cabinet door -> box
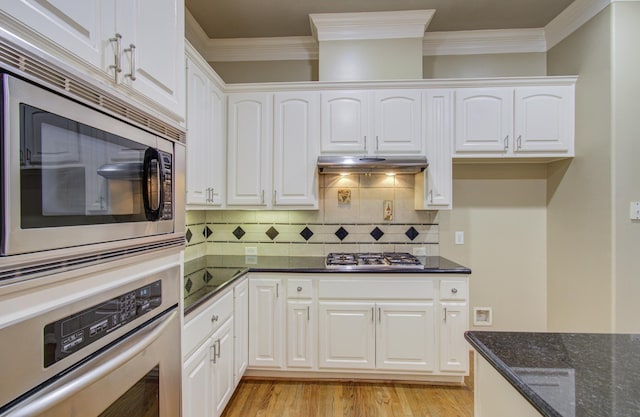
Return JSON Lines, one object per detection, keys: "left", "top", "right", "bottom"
{"left": 183, "top": 337, "right": 214, "bottom": 417}
{"left": 185, "top": 56, "right": 213, "bottom": 206}
{"left": 417, "top": 90, "right": 453, "bottom": 209}
{"left": 212, "top": 319, "right": 235, "bottom": 417}
{"left": 373, "top": 90, "right": 422, "bottom": 154}
{"left": 321, "top": 91, "right": 368, "bottom": 153}
{"left": 0, "top": 0, "right": 115, "bottom": 73}
{"left": 273, "top": 92, "right": 319, "bottom": 207}
{"left": 287, "top": 300, "right": 315, "bottom": 369}
{"left": 116, "top": 0, "right": 185, "bottom": 120}
{"left": 233, "top": 279, "right": 249, "bottom": 385}
{"left": 376, "top": 302, "right": 436, "bottom": 372}
{"left": 248, "top": 278, "right": 284, "bottom": 368}
{"left": 227, "top": 93, "right": 272, "bottom": 206}
{"left": 514, "top": 86, "right": 574, "bottom": 155}
{"left": 440, "top": 302, "right": 469, "bottom": 373}
{"left": 318, "top": 301, "right": 375, "bottom": 370}
{"left": 454, "top": 88, "right": 513, "bottom": 154}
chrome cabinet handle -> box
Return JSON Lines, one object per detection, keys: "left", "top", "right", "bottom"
{"left": 211, "top": 314, "right": 219, "bottom": 323}
{"left": 297, "top": 286, "right": 302, "bottom": 292}
{"left": 503, "top": 135, "right": 509, "bottom": 150}
{"left": 376, "top": 136, "right": 379, "bottom": 152}
{"left": 216, "top": 339, "right": 221, "bottom": 359}
{"left": 443, "top": 308, "right": 447, "bottom": 323}
{"left": 261, "top": 190, "right": 265, "bottom": 204}
{"left": 124, "top": 44, "right": 137, "bottom": 81}
{"left": 307, "top": 306, "right": 310, "bottom": 321}
{"left": 109, "top": 33, "right": 122, "bottom": 82}
{"left": 273, "top": 190, "right": 277, "bottom": 205}
{"left": 211, "top": 343, "right": 217, "bottom": 363}
{"left": 371, "top": 307, "right": 374, "bottom": 323}
{"left": 429, "top": 190, "right": 433, "bottom": 203}
{"left": 364, "top": 136, "right": 367, "bottom": 153}
{"left": 378, "top": 307, "right": 381, "bottom": 323}
{"left": 276, "top": 283, "right": 279, "bottom": 298}
{"left": 451, "top": 288, "right": 458, "bottom": 294}
{"left": 517, "top": 135, "right": 522, "bottom": 149}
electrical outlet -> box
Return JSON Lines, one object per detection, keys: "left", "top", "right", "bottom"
{"left": 245, "top": 247, "right": 257, "bottom": 256}
{"left": 631, "top": 202, "right": 640, "bottom": 220}
{"left": 474, "top": 307, "right": 493, "bottom": 326}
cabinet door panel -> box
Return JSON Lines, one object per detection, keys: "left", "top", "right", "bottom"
{"left": 0, "top": 0, "right": 113, "bottom": 71}
{"left": 116, "top": 0, "right": 184, "bottom": 117}
{"left": 318, "top": 302, "right": 375, "bottom": 369}
{"left": 248, "top": 278, "right": 283, "bottom": 368}
{"left": 321, "top": 92, "right": 368, "bottom": 153}
{"left": 515, "top": 86, "right": 573, "bottom": 154}
{"left": 374, "top": 90, "right": 422, "bottom": 153}
{"left": 377, "top": 302, "right": 436, "bottom": 371}
{"left": 212, "top": 319, "right": 235, "bottom": 416}
{"left": 234, "top": 279, "right": 249, "bottom": 385}
{"left": 227, "top": 94, "right": 271, "bottom": 206}
{"left": 183, "top": 338, "right": 213, "bottom": 417}
{"left": 273, "top": 92, "right": 319, "bottom": 207}
{"left": 287, "top": 300, "right": 315, "bottom": 368}
{"left": 440, "top": 302, "right": 468, "bottom": 372}
{"left": 455, "top": 88, "right": 512, "bottom": 153}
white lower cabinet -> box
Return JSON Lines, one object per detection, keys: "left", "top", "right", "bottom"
{"left": 248, "top": 277, "right": 284, "bottom": 368}
{"left": 440, "top": 302, "right": 469, "bottom": 372}
{"left": 318, "top": 302, "right": 375, "bottom": 369}
{"left": 182, "top": 277, "right": 248, "bottom": 417}
{"left": 287, "top": 300, "right": 316, "bottom": 368}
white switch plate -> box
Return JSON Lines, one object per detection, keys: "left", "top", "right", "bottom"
{"left": 631, "top": 202, "right": 640, "bottom": 220}
{"left": 455, "top": 231, "right": 464, "bottom": 245}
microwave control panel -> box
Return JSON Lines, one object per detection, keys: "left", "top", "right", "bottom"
{"left": 43, "top": 280, "right": 162, "bottom": 367}
{"left": 159, "top": 150, "right": 173, "bottom": 221}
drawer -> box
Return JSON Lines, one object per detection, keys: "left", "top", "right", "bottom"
{"left": 318, "top": 278, "right": 434, "bottom": 300}
{"left": 287, "top": 279, "right": 313, "bottom": 299}
{"left": 440, "top": 280, "right": 467, "bottom": 301}
{"left": 183, "top": 289, "right": 233, "bottom": 357}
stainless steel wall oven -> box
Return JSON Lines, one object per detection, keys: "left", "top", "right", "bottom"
{"left": 0, "top": 251, "right": 182, "bottom": 417}
{"left": 1, "top": 72, "right": 184, "bottom": 257}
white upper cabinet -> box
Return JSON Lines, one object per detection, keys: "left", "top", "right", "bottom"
{"left": 226, "top": 93, "right": 272, "bottom": 206}
{"left": 373, "top": 90, "right": 423, "bottom": 154}
{"left": 227, "top": 91, "right": 319, "bottom": 209}
{"left": 454, "top": 85, "right": 574, "bottom": 158}
{"left": 321, "top": 90, "right": 423, "bottom": 154}
{"left": 185, "top": 47, "right": 225, "bottom": 208}
{"left": 416, "top": 89, "right": 453, "bottom": 210}
{"left": 0, "top": 0, "right": 185, "bottom": 123}
{"left": 115, "top": 0, "right": 185, "bottom": 120}
{"left": 321, "top": 91, "right": 368, "bottom": 153}
{"left": 273, "top": 92, "right": 320, "bottom": 208}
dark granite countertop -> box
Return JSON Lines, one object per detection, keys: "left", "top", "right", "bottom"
{"left": 465, "top": 331, "right": 640, "bottom": 417}
{"left": 184, "top": 255, "right": 470, "bottom": 315}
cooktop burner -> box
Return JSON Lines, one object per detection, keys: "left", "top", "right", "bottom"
{"left": 326, "top": 252, "right": 423, "bottom": 269}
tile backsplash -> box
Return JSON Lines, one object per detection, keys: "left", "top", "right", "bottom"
{"left": 185, "top": 174, "right": 438, "bottom": 260}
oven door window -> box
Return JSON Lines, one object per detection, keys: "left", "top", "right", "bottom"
{"left": 98, "top": 365, "right": 159, "bottom": 417}
{"left": 20, "top": 104, "right": 152, "bottom": 228}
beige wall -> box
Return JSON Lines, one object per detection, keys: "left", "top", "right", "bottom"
{"left": 611, "top": 1, "right": 640, "bottom": 333}
{"left": 438, "top": 164, "right": 548, "bottom": 331}
{"left": 318, "top": 38, "right": 423, "bottom": 81}
{"left": 546, "top": 8, "right": 613, "bottom": 332}
{"left": 423, "top": 53, "right": 547, "bottom": 78}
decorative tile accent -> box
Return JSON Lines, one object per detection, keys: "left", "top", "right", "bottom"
{"left": 405, "top": 226, "right": 420, "bottom": 241}
{"left": 370, "top": 227, "right": 384, "bottom": 241}
{"left": 185, "top": 228, "right": 193, "bottom": 243}
{"left": 266, "top": 226, "right": 280, "bottom": 240}
{"left": 185, "top": 278, "right": 193, "bottom": 293}
{"left": 203, "top": 226, "right": 213, "bottom": 239}
{"left": 232, "top": 226, "right": 246, "bottom": 240}
{"left": 335, "top": 227, "right": 349, "bottom": 241}
{"left": 203, "top": 270, "right": 213, "bottom": 284}
{"left": 300, "top": 227, "right": 314, "bottom": 241}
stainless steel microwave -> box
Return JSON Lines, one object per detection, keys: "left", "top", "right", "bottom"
{"left": 1, "top": 73, "right": 184, "bottom": 256}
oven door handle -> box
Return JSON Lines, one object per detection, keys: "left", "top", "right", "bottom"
{"left": 5, "top": 310, "right": 177, "bottom": 417}
{"left": 142, "top": 147, "right": 164, "bottom": 221}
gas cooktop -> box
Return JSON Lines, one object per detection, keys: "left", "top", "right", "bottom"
{"left": 325, "top": 252, "right": 423, "bottom": 270}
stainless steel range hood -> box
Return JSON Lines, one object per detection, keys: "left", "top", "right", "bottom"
{"left": 317, "top": 155, "right": 428, "bottom": 174}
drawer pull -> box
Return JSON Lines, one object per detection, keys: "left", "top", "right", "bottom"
{"left": 297, "top": 286, "right": 303, "bottom": 292}
{"left": 211, "top": 314, "right": 219, "bottom": 323}
{"left": 451, "top": 288, "right": 458, "bottom": 294}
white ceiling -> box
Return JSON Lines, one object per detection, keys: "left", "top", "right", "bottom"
{"left": 186, "top": 0, "right": 576, "bottom": 39}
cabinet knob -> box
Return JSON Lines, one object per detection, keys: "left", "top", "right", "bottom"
{"left": 211, "top": 314, "right": 219, "bottom": 322}
{"left": 297, "top": 286, "right": 302, "bottom": 292}
{"left": 451, "top": 288, "right": 458, "bottom": 294}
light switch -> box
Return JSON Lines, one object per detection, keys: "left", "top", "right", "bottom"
{"left": 631, "top": 202, "right": 640, "bottom": 220}
{"left": 455, "top": 231, "right": 464, "bottom": 245}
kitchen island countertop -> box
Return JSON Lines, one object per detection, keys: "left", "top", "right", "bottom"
{"left": 465, "top": 330, "right": 640, "bottom": 417}
{"left": 184, "top": 255, "right": 470, "bottom": 315}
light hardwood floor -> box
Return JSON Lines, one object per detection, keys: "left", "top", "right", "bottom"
{"left": 221, "top": 363, "right": 474, "bottom": 417}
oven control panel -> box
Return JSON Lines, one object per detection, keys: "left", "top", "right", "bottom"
{"left": 43, "top": 280, "right": 162, "bottom": 367}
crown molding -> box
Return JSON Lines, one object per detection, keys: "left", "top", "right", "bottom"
{"left": 309, "top": 10, "right": 435, "bottom": 41}
{"left": 423, "top": 29, "right": 546, "bottom": 56}
{"left": 202, "top": 36, "right": 318, "bottom": 62}
{"left": 545, "top": 0, "right": 611, "bottom": 49}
